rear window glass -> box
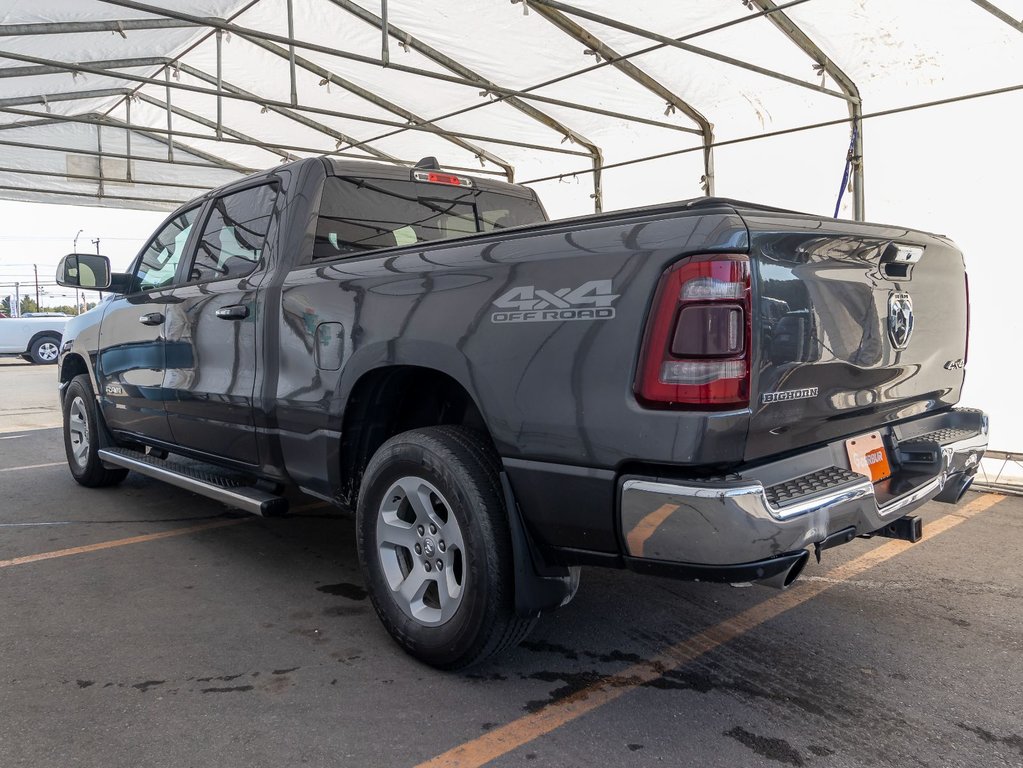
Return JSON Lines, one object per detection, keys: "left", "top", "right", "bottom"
{"left": 189, "top": 184, "right": 277, "bottom": 282}
{"left": 312, "top": 176, "right": 545, "bottom": 260}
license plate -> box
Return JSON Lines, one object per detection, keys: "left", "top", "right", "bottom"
{"left": 845, "top": 431, "right": 892, "bottom": 482}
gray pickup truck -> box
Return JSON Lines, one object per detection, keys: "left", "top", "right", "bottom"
{"left": 54, "top": 156, "right": 987, "bottom": 668}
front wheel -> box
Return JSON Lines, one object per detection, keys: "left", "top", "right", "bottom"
{"left": 63, "top": 374, "right": 128, "bottom": 487}
{"left": 29, "top": 335, "right": 60, "bottom": 365}
{"left": 356, "top": 426, "right": 535, "bottom": 669}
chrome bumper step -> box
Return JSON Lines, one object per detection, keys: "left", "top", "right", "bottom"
{"left": 764, "top": 466, "right": 864, "bottom": 509}
{"left": 98, "top": 448, "right": 289, "bottom": 517}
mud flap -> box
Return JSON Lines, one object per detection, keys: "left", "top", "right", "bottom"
{"left": 500, "top": 472, "right": 581, "bottom": 617}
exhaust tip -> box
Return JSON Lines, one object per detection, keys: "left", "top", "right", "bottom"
{"left": 757, "top": 549, "right": 810, "bottom": 590}
{"left": 783, "top": 549, "right": 810, "bottom": 587}
{"left": 956, "top": 476, "right": 974, "bottom": 503}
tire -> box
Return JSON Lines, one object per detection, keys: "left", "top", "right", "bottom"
{"left": 356, "top": 426, "right": 535, "bottom": 669}
{"left": 63, "top": 374, "right": 129, "bottom": 488}
{"left": 29, "top": 335, "right": 60, "bottom": 365}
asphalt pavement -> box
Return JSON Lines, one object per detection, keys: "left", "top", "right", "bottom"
{"left": 0, "top": 362, "right": 1020, "bottom": 768}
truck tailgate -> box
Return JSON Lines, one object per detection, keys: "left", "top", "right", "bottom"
{"left": 742, "top": 211, "right": 968, "bottom": 462}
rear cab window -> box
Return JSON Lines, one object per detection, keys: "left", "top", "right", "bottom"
{"left": 188, "top": 183, "right": 278, "bottom": 282}
{"left": 312, "top": 175, "right": 546, "bottom": 260}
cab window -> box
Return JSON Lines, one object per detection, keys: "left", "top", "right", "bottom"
{"left": 132, "top": 207, "right": 200, "bottom": 292}
{"left": 188, "top": 184, "right": 277, "bottom": 282}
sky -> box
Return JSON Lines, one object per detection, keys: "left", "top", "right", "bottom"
{"left": 0, "top": 201, "right": 163, "bottom": 309}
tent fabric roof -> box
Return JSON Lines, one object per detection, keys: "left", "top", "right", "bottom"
{"left": 0, "top": 0, "right": 1019, "bottom": 214}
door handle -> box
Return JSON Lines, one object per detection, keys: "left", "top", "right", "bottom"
{"left": 138, "top": 312, "right": 164, "bottom": 326}
{"left": 215, "top": 304, "right": 249, "bottom": 320}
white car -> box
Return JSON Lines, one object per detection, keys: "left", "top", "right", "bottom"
{"left": 0, "top": 315, "right": 68, "bottom": 364}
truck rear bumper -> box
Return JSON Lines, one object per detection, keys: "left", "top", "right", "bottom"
{"left": 619, "top": 408, "right": 988, "bottom": 579}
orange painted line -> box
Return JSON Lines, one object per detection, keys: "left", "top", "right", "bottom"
{"left": 0, "top": 499, "right": 329, "bottom": 568}
{"left": 0, "top": 517, "right": 251, "bottom": 569}
{"left": 417, "top": 493, "right": 1004, "bottom": 768}
{"left": 624, "top": 503, "right": 678, "bottom": 557}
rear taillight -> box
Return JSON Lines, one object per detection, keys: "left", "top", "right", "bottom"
{"left": 635, "top": 254, "right": 751, "bottom": 408}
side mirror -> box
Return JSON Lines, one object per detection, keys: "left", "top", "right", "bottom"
{"left": 56, "top": 253, "right": 112, "bottom": 290}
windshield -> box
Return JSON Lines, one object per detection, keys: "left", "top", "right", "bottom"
{"left": 312, "top": 176, "right": 546, "bottom": 260}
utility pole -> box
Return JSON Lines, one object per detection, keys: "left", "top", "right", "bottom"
{"left": 33, "top": 264, "right": 39, "bottom": 310}
{"left": 92, "top": 238, "right": 102, "bottom": 303}
{"left": 73, "top": 229, "right": 83, "bottom": 316}
{"left": 13, "top": 282, "right": 20, "bottom": 318}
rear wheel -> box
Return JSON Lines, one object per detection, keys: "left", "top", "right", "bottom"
{"left": 356, "top": 426, "right": 535, "bottom": 669}
{"left": 63, "top": 374, "right": 128, "bottom": 487}
{"left": 29, "top": 335, "right": 60, "bottom": 365}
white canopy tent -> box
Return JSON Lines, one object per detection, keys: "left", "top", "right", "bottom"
{"left": 0, "top": 0, "right": 1020, "bottom": 484}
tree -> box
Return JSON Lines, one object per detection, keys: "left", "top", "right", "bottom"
{"left": 0, "top": 296, "right": 10, "bottom": 316}
{"left": 19, "top": 296, "right": 38, "bottom": 315}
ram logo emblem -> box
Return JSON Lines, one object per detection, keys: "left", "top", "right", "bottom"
{"left": 888, "top": 291, "right": 914, "bottom": 350}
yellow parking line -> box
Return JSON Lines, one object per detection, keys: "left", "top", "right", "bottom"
{"left": 417, "top": 493, "right": 1004, "bottom": 768}
{"left": 0, "top": 518, "right": 252, "bottom": 569}
{"left": 0, "top": 500, "right": 331, "bottom": 569}
{"left": 624, "top": 503, "right": 677, "bottom": 557}
{"left": 0, "top": 462, "right": 65, "bottom": 473}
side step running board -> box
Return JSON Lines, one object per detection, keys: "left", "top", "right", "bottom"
{"left": 98, "top": 448, "right": 289, "bottom": 517}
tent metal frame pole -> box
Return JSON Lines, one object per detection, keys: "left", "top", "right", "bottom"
{"left": 216, "top": 29, "right": 223, "bottom": 140}
{"left": 0, "top": 130, "right": 487, "bottom": 175}
{"left": 749, "top": 0, "right": 864, "bottom": 219}
{"left": 0, "top": 87, "right": 304, "bottom": 163}
{"left": 125, "top": 95, "right": 132, "bottom": 181}
{"left": 0, "top": 19, "right": 193, "bottom": 35}
{"left": 175, "top": 62, "right": 402, "bottom": 164}
{"left": 0, "top": 106, "right": 347, "bottom": 161}
{"left": 0, "top": 164, "right": 216, "bottom": 190}
{"left": 96, "top": 124, "right": 104, "bottom": 198}
{"left": 0, "top": 88, "right": 129, "bottom": 108}
{"left": 164, "top": 65, "right": 173, "bottom": 162}
{"left": 529, "top": 4, "right": 715, "bottom": 196}
{"left": 0, "top": 56, "right": 169, "bottom": 79}
{"left": 969, "top": 0, "right": 1023, "bottom": 33}
{"left": 285, "top": 0, "right": 298, "bottom": 106}
{"left": 68, "top": 111, "right": 250, "bottom": 173}
{"left": 0, "top": 49, "right": 592, "bottom": 158}
{"left": 0, "top": 57, "right": 365, "bottom": 162}
{"left": 380, "top": 0, "right": 389, "bottom": 67}
{"left": 528, "top": 0, "right": 852, "bottom": 102}
{"left": 519, "top": 80, "right": 1023, "bottom": 185}
{"left": 238, "top": 34, "right": 516, "bottom": 180}
{"left": 0, "top": 104, "right": 508, "bottom": 177}
{"left": 134, "top": 93, "right": 298, "bottom": 162}
{"left": 332, "top": 0, "right": 814, "bottom": 175}
{"left": 0, "top": 136, "right": 253, "bottom": 172}
{"left": 96, "top": 0, "right": 695, "bottom": 137}
{"left": 0, "top": 183, "right": 189, "bottom": 206}
{"left": 93, "top": 0, "right": 264, "bottom": 172}
{"left": 328, "top": 0, "right": 604, "bottom": 209}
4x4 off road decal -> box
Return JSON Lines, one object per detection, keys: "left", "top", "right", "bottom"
{"left": 491, "top": 280, "right": 619, "bottom": 324}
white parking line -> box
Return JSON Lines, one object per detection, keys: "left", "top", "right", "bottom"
{"left": 0, "top": 462, "right": 65, "bottom": 473}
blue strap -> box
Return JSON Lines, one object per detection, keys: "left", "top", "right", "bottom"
{"left": 833, "top": 124, "right": 858, "bottom": 218}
